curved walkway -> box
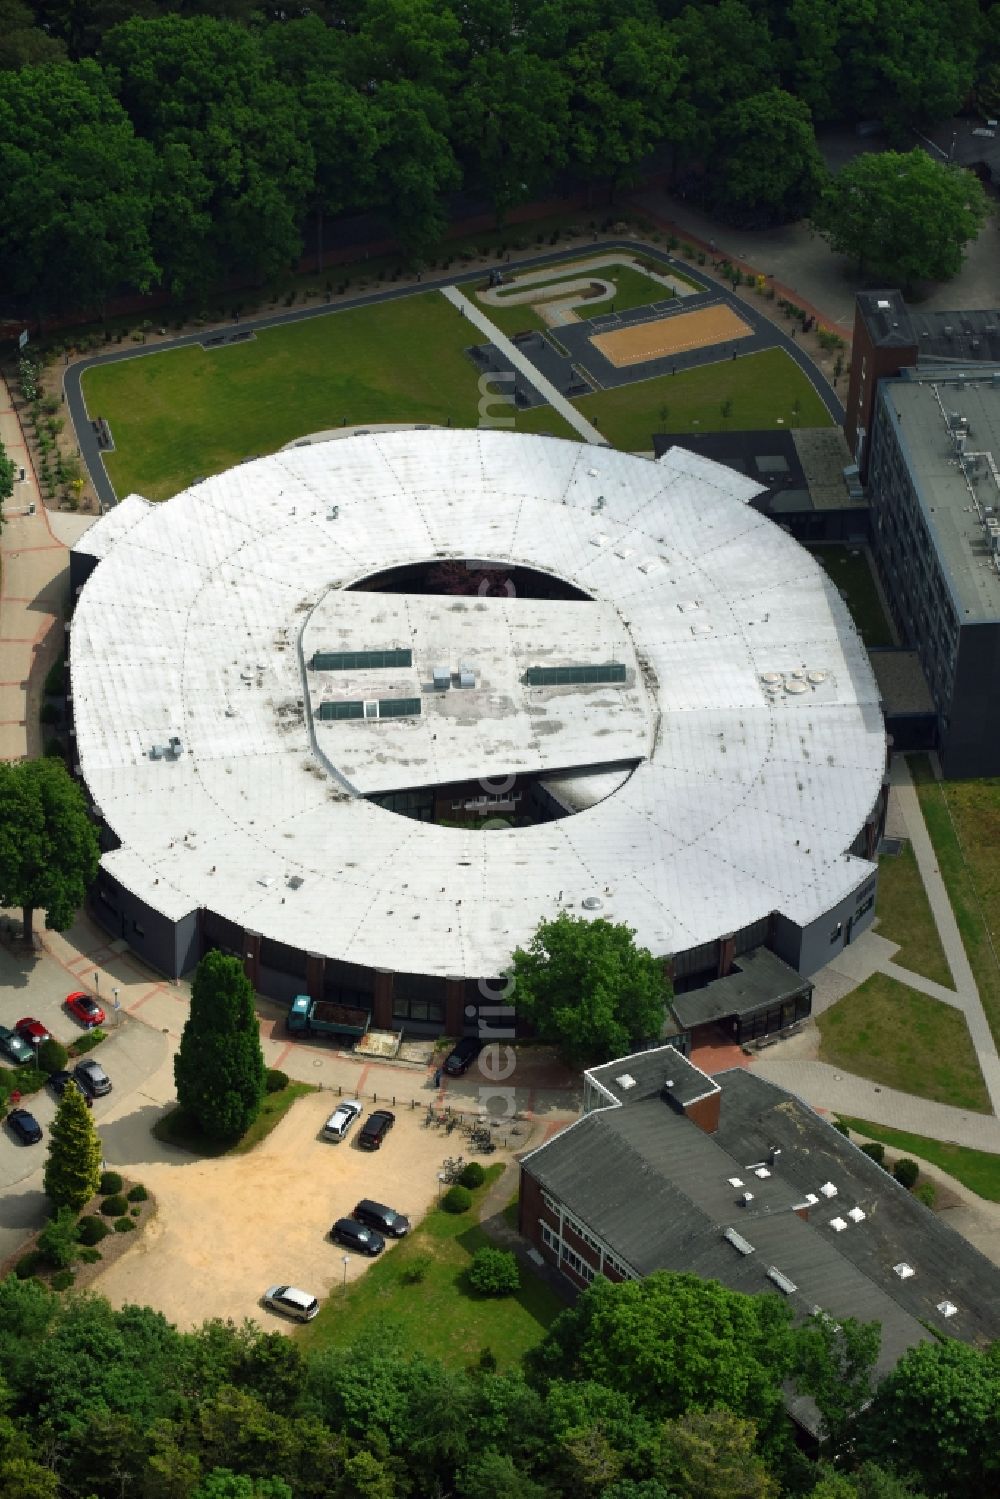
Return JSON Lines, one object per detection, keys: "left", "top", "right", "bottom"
{"left": 62, "top": 238, "right": 844, "bottom": 510}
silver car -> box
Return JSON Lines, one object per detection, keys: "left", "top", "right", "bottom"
{"left": 322, "top": 1099, "right": 362, "bottom": 1142}
{"left": 262, "top": 1285, "right": 319, "bottom": 1322}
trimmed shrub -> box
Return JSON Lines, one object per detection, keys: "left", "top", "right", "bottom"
{"left": 468, "top": 1247, "right": 521, "bottom": 1296}
{"left": 50, "top": 1270, "right": 75, "bottom": 1292}
{"left": 77, "top": 1215, "right": 110, "bottom": 1245}
{"left": 399, "top": 1252, "right": 432, "bottom": 1285}
{"left": 459, "top": 1161, "right": 486, "bottom": 1190}
{"left": 99, "top": 1170, "right": 123, "bottom": 1195}
{"left": 37, "top": 1207, "right": 80, "bottom": 1269}
{"left": 265, "top": 1068, "right": 288, "bottom": 1094}
{"left": 114, "top": 1217, "right": 137, "bottom": 1233}
{"left": 100, "top": 1194, "right": 128, "bottom": 1217}
{"left": 78, "top": 1246, "right": 102, "bottom": 1263}
{"left": 441, "top": 1185, "right": 473, "bottom": 1215}
{"left": 37, "top": 1038, "right": 68, "bottom": 1075}
{"left": 130, "top": 1207, "right": 141, "bottom": 1217}
{"left": 893, "top": 1158, "right": 920, "bottom": 1190}
{"left": 72, "top": 1028, "right": 106, "bottom": 1056}
{"left": 15, "top": 1250, "right": 44, "bottom": 1280}
{"left": 914, "top": 1181, "right": 937, "bottom": 1208}
{"left": 860, "top": 1142, "right": 886, "bottom": 1167}
{"left": 127, "top": 1183, "right": 148, "bottom": 1202}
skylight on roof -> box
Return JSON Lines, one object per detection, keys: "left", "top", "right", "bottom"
{"left": 754, "top": 1166, "right": 771, "bottom": 1179}
{"left": 614, "top": 1073, "right": 636, "bottom": 1090}
{"left": 767, "top": 1266, "right": 798, "bottom": 1294}
{"left": 819, "top": 1182, "right": 838, "bottom": 1198}
{"left": 893, "top": 1263, "right": 915, "bottom": 1279}
{"left": 723, "top": 1228, "right": 755, "bottom": 1256}
{"left": 829, "top": 1217, "right": 847, "bottom": 1232}
{"left": 847, "top": 1207, "right": 866, "bottom": 1223}
{"left": 937, "top": 1301, "right": 958, "bottom": 1318}
{"left": 728, "top": 1177, "right": 744, "bottom": 1188}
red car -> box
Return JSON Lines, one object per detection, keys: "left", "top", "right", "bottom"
{"left": 15, "top": 1017, "right": 51, "bottom": 1048}
{"left": 65, "top": 992, "right": 105, "bottom": 1028}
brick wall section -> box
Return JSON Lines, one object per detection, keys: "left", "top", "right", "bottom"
{"left": 684, "top": 1090, "right": 721, "bottom": 1135}
{"left": 844, "top": 306, "right": 917, "bottom": 479}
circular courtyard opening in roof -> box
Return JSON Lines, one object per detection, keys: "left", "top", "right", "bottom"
{"left": 347, "top": 559, "right": 593, "bottom": 601}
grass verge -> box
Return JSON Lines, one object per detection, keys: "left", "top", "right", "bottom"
{"left": 874, "top": 844, "right": 953, "bottom": 987}
{"left": 574, "top": 347, "right": 832, "bottom": 452}
{"left": 816, "top": 971, "right": 990, "bottom": 1113}
{"left": 806, "top": 544, "right": 894, "bottom": 648}
{"left": 300, "top": 1164, "right": 563, "bottom": 1368}
{"left": 910, "top": 755, "right": 1000, "bottom": 1049}
{"left": 152, "top": 1081, "right": 314, "bottom": 1157}
{"left": 83, "top": 292, "right": 572, "bottom": 500}
{"left": 838, "top": 1116, "right": 1000, "bottom": 1202}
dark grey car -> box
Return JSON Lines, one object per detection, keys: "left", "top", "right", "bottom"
{"left": 330, "top": 1217, "right": 385, "bottom": 1256}
{"left": 74, "top": 1058, "right": 112, "bottom": 1097}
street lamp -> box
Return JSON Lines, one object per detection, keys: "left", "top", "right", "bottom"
{"left": 342, "top": 1254, "right": 351, "bottom": 1286}
{"left": 112, "top": 987, "right": 120, "bottom": 1027}
{"left": 94, "top": 971, "right": 100, "bottom": 998}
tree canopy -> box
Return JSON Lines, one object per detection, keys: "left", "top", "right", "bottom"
{"left": 174, "top": 949, "right": 266, "bottom": 1140}
{"left": 812, "top": 149, "right": 990, "bottom": 288}
{"left": 42, "top": 1084, "right": 102, "bottom": 1212}
{"left": 0, "top": 756, "right": 100, "bottom": 943}
{"left": 508, "top": 912, "right": 669, "bottom": 1067}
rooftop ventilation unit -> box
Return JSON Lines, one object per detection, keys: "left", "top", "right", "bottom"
{"left": 739, "top": 1192, "right": 754, "bottom": 1207}
{"left": 286, "top": 875, "right": 304, "bottom": 890}
{"left": 433, "top": 666, "right": 451, "bottom": 691}
{"left": 893, "top": 1262, "right": 915, "bottom": 1279}
{"left": 582, "top": 896, "right": 603, "bottom": 910}
{"left": 767, "top": 1267, "right": 797, "bottom": 1294}
{"left": 724, "top": 1228, "right": 755, "bottom": 1256}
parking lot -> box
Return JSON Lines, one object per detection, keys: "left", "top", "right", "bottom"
{"left": 88, "top": 1089, "right": 468, "bottom": 1330}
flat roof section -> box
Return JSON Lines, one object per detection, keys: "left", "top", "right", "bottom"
{"left": 301, "top": 591, "right": 650, "bottom": 794}
{"left": 880, "top": 372, "right": 1000, "bottom": 621}
{"left": 70, "top": 431, "right": 885, "bottom": 980}
{"left": 670, "top": 947, "right": 809, "bottom": 1029}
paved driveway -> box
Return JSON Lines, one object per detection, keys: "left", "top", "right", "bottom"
{"left": 90, "top": 1091, "right": 476, "bottom": 1331}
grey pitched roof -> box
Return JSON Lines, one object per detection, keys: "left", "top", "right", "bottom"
{"left": 524, "top": 1061, "right": 1000, "bottom": 1375}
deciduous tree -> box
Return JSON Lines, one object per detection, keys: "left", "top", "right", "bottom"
{"left": 508, "top": 912, "right": 668, "bottom": 1066}
{"left": 812, "top": 149, "right": 989, "bottom": 288}
{"left": 709, "top": 88, "right": 827, "bottom": 224}
{"left": 174, "top": 951, "right": 266, "bottom": 1141}
{"left": 0, "top": 756, "right": 100, "bottom": 944}
{"left": 793, "top": 1312, "right": 881, "bottom": 1455}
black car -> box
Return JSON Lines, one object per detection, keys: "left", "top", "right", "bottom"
{"left": 443, "top": 1036, "right": 482, "bottom": 1076}
{"left": 357, "top": 1109, "right": 395, "bottom": 1150}
{"left": 330, "top": 1217, "right": 385, "bottom": 1256}
{"left": 49, "top": 1070, "right": 93, "bottom": 1106}
{"left": 73, "top": 1059, "right": 112, "bottom": 1098}
{"left": 7, "top": 1108, "right": 42, "bottom": 1145}
{"left": 353, "top": 1200, "right": 410, "bottom": 1238}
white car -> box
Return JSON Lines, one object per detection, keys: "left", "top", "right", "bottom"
{"left": 322, "top": 1099, "right": 363, "bottom": 1142}
{"left": 262, "top": 1285, "right": 319, "bottom": 1322}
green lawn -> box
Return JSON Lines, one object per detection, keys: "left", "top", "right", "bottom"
{"left": 83, "top": 292, "right": 572, "bottom": 500}
{"left": 838, "top": 1116, "right": 1000, "bottom": 1202}
{"left": 574, "top": 347, "right": 833, "bottom": 452}
{"left": 806, "top": 545, "right": 895, "bottom": 648}
{"left": 910, "top": 757, "right": 1000, "bottom": 1048}
{"left": 874, "top": 844, "right": 954, "bottom": 987}
{"left": 151, "top": 1082, "right": 315, "bottom": 1156}
{"left": 299, "top": 1166, "right": 564, "bottom": 1368}
{"left": 816, "top": 971, "right": 990, "bottom": 1112}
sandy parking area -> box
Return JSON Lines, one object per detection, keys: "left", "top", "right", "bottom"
{"left": 91, "top": 1092, "right": 453, "bottom": 1330}
{"left": 591, "top": 304, "right": 751, "bottom": 366}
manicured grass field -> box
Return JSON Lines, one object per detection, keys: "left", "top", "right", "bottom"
{"left": 838, "top": 1116, "right": 1000, "bottom": 1201}
{"left": 573, "top": 347, "right": 833, "bottom": 452}
{"left": 299, "top": 1166, "right": 564, "bottom": 1368}
{"left": 83, "top": 292, "right": 574, "bottom": 500}
{"left": 874, "top": 843, "right": 953, "bottom": 987}
{"left": 816, "top": 971, "right": 990, "bottom": 1112}
{"left": 910, "top": 756, "right": 1000, "bottom": 1048}
{"left": 806, "top": 544, "right": 895, "bottom": 648}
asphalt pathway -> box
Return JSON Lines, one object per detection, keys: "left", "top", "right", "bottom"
{"left": 62, "top": 239, "right": 843, "bottom": 509}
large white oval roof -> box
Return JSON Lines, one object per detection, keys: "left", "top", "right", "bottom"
{"left": 71, "top": 430, "right": 885, "bottom": 977}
